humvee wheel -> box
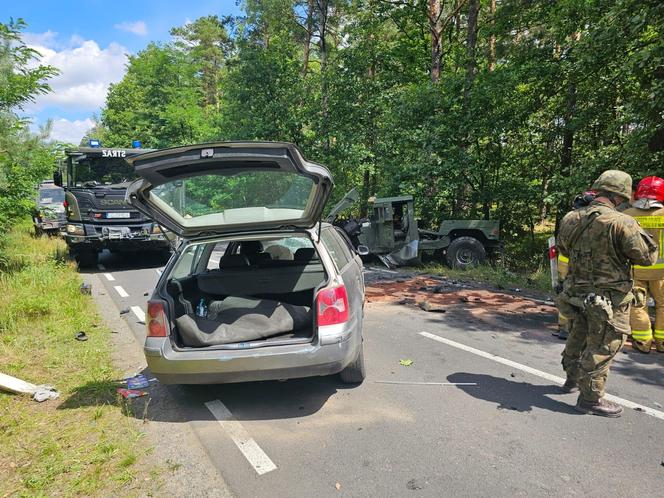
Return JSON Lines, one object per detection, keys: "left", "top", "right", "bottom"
{"left": 446, "top": 236, "right": 486, "bottom": 269}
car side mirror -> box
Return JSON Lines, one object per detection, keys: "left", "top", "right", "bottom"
{"left": 356, "top": 245, "right": 370, "bottom": 256}
{"left": 53, "top": 170, "right": 63, "bottom": 187}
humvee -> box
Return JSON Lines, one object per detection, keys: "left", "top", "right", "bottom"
{"left": 328, "top": 189, "right": 501, "bottom": 268}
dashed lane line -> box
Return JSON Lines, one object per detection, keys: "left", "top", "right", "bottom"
{"left": 205, "top": 399, "right": 278, "bottom": 475}
{"left": 419, "top": 331, "right": 664, "bottom": 421}
{"left": 104, "top": 273, "right": 115, "bottom": 281}
{"left": 131, "top": 306, "right": 145, "bottom": 323}
{"left": 113, "top": 285, "right": 129, "bottom": 298}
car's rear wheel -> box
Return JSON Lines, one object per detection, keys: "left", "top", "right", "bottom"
{"left": 446, "top": 236, "right": 486, "bottom": 269}
{"left": 340, "top": 343, "right": 366, "bottom": 384}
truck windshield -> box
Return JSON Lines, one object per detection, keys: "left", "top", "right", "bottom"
{"left": 71, "top": 157, "right": 137, "bottom": 186}
{"left": 38, "top": 188, "right": 65, "bottom": 203}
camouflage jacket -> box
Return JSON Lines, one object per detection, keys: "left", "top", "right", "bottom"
{"left": 558, "top": 199, "right": 657, "bottom": 299}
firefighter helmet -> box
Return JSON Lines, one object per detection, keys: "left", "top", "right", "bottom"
{"left": 635, "top": 176, "right": 664, "bottom": 202}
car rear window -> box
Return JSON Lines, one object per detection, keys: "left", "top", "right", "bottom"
{"left": 149, "top": 171, "right": 316, "bottom": 227}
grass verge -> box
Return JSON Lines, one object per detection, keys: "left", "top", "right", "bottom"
{"left": 416, "top": 262, "right": 553, "bottom": 296}
{"left": 0, "top": 221, "right": 161, "bottom": 497}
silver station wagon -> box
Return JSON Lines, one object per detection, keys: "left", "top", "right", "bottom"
{"left": 126, "top": 142, "right": 366, "bottom": 385}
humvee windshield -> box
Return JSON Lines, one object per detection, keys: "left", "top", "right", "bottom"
{"left": 71, "top": 157, "right": 137, "bottom": 187}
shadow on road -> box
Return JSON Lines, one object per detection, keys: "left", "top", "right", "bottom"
{"left": 612, "top": 349, "right": 664, "bottom": 389}
{"left": 447, "top": 372, "right": 581, "bottom": 415}
{"left": 76, "top": 249, "right": 169, "bottom": 275}
{"left": 58, "top": 366, "right": 352, "bottom": 424}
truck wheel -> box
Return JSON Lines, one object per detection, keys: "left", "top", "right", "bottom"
{"left": 446, "top": 236, "right": 486, "bottom": 269}
{"left": 339, "top": 343, "right": 366, "bottom": 384}
{"left": 74, "top": 251, "right": 98, "bottom": 268}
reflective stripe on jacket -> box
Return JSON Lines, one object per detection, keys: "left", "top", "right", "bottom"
{"left": 623, "top": 206, "right": 664, "bottom": 280}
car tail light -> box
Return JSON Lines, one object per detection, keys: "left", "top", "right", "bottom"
{"left": 316, "top": 285, "right": 349, "bottom": 326}
{"left": 63, "top": 200, "right": 68, "bottom": 208}
{"left": 146, "top": 300, "right": 168, "bottom": 337}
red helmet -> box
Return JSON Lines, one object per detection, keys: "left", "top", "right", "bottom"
{"left": 635, "top": 176, "right": 664, "bottom": 201}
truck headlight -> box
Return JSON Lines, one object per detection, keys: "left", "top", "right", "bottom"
{"left": 66, "top": 224, "right": 85, "bottom": 236}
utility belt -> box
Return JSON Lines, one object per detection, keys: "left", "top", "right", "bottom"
{"left": 556, "top": 288, "right": 635, "bottom": 320}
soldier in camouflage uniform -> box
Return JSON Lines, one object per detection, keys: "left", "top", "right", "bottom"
{"left": 557, "top": 170, "right": 657, "bottom": 417}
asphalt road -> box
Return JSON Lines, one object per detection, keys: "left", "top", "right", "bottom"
{"left": 86, "top": 250, "right": 664, "bottom": 497}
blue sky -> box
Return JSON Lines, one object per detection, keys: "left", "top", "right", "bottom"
{"left": 11, "top": 0, "right": 242, "bottom": 143}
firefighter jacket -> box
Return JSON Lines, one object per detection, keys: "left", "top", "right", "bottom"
{"left": 622, "top": 205, "right": 664, "bottom": 280}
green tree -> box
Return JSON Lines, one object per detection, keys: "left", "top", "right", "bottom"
{"left": 0, "top": 19, "right": 58, "bottom": 231}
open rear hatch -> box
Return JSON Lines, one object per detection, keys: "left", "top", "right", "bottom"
{"left": 125, "top": 142, "right": 333, "bottom": 239}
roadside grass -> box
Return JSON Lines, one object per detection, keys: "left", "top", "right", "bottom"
{"left": 417, "top": 262, "right": 553, "bottom": 297}
{"left": 0, "top": 221, "right": 161, "bottom": 497}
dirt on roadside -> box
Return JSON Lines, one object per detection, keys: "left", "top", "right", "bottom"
{"left": 365, "top": 272, "right": 558, "bottom": 334}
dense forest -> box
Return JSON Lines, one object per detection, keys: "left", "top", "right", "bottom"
{"left": 3, "top": 1, "right": 663, "bottom": 271}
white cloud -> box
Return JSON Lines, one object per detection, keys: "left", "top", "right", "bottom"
{"left": 22, "top": 30, "right": 59, "bottom": 48}
{"left": 114, "top": 20, "right": 147, "bottom": 36}
{"left": 24, "top": 36, "right": 128, "bottom": 114}
{"left": 49, "top": 118, "right": 96, "bottom": 144}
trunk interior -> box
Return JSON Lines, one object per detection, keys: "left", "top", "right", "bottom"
{"left": 164, "top": 237, "right": 327, "bottom": 349}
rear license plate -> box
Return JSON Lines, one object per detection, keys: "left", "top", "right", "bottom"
{"left": 106, "top": 212, "right": 130, "bottom": 219}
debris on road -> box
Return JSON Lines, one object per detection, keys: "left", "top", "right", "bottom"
{"left": 117, "top": 388, "right": 148, "bottom": 399}
{"left": 75, "top": 331, "right": 88, "bottom": 341}
{"left": 119, "top": 307, "right": 130, "bottom": 315}
{"left": 418, "top": 300, "right": 446, "bottom": 313}
{"left": 0, "top": 372, "right": 59, "bottom": 402}
{"left": 366, "top": 275, "right": 558, "bottom": 335}
{"left": 80, "top": 283, "right": 92, "bottom": 295}
{"left": 335, "top": 483, "right": 342, "bottom": 491}
{"left": 126, "top": 374, "right": 150, "bottom": 389}
{"left": 406, "top": 478, "right": 423, "bottom": 490}
{"left": 399, "top": 359, "right": 414, "bottom": 366}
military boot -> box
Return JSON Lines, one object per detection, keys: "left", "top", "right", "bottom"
{"left": 557, "top": 328, "right": 569, "bottom": 340}
{"left": 560, "top": 378, "right": 579, "bottom": 393}
{"left": 575, "top": 397, "right": 623, "bottom": 418}
{"left": 655, "top": 339, "right": 664, "bottom": 353}
{"left": 632, "top": 339, "right": 652, "bottom": 354}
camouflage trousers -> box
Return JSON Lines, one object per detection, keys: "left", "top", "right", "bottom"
{"left": 561, "top": 302, "right": 629, "bottom": 402}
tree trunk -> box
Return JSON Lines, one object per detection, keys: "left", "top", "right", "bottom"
{"left": 318, "top": 0, "right": 331, "bottom": 150}
{"left": 463, "top": 0, "right": 480, "bottom": 112}
{"left": 429, "top": 0, "right": 443, "bottom": 83}
{"left": 302, "top": 0, "right": 314, "bottom": 76}
{"left": 488, "top": 0, "right": 496, "bottom": 71}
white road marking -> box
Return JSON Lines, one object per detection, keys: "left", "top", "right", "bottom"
{"left": 104, "top": 273, "right": 115, "bottom": 281}
{"left": 419, "top": 331, "right": 664, "bottom": 421}
{"left": 205, "top": 399, "right": 277, "bottom": 475}
{"left": 113, "top": 285, "right": 129, "bottom": 298}
{"left": 97, "top": 263, "right": 106, "bottom": 271}
{"left": 131, "top": 306, "right": 145, "bottom": 323}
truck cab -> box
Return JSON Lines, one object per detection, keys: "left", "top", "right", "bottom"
{"left": 55, "top": 147, "right": 173, "bottom": 266}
